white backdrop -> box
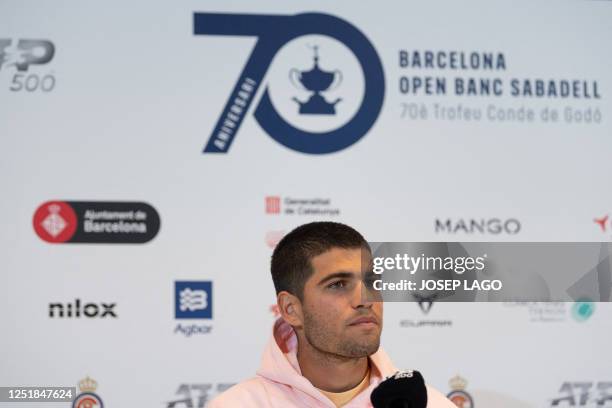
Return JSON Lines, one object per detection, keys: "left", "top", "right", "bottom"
{"left": 1, "top": 1, "right": 611, "bottom": 407}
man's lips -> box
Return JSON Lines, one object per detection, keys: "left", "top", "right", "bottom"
{"left": 348, "top": 316, "right": 379, "bottom": 326}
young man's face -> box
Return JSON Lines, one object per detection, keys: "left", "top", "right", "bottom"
{"left": 299, "top": 247, "right": 382, "bottom": 359}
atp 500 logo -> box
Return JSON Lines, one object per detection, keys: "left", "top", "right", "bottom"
{"left": 194, "top": 12, "right": 384, "bottom": 154}
{"left": 0, "top": 39, "right": 56, "bottom": 92}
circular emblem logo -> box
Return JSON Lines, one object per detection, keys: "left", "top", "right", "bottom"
{"left": 33, "top": 200, "right": 77, "bottom": 243}
{"left": 254, "top": 13, "right": 384, "bottom": 154}
{"left": 72, "top": 392, "right": 104, "bottom": 408}
{"left": 448, "top": 391, "right": 474, "bottom": 408}
{"left": 572, "top": 299, "right": 595, "bottom": 322}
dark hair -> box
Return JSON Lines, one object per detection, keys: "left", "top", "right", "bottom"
{"left": 271, "top": 221, "right": 369, "bottom": 300}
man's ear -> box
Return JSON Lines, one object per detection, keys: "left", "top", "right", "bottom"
{"left": 277, "top": 291, "right": 303, "bottom": 327}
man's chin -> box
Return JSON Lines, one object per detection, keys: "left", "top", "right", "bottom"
{"left": 340, "top": 338, "right": 380, "bottom": 358}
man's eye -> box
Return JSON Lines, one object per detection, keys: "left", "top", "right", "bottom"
{"left": 328, "top": 280, "right": 346, "bottom": 289}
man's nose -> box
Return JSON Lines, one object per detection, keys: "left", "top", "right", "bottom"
{"left": 350, "top": 280, "right": 373, "bottom": 309}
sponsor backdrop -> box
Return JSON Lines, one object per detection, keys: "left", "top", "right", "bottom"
{"left": 1, "top": 0, "right": 611, "bottom": 407}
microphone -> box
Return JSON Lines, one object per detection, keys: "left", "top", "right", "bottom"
{"left": 370, "top": 370, "right": 428, "bottom": 408}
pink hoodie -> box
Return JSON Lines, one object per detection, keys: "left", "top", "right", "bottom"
{"left": 208, "top": 318, "right": 455, "bottom": 407}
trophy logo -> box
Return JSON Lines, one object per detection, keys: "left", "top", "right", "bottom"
{"left": 290, "top": 45, "right": 342, "bottom": 115}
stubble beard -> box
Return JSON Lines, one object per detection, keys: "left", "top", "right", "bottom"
{"left": 302, "top": 309, "right": 381, "bottom": 360}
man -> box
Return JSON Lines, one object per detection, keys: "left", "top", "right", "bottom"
{"left": 209, "top": 222, "right": 454, "bottom": 407}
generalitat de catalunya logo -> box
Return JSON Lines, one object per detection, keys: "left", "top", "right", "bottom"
{"left": 33, "top": 201, "right": 160, "bottom": 244}
{"left": 194, "top": 12, "right": 385, "bottom": 154}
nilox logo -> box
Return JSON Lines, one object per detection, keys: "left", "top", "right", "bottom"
{"left": 33, "top": 201, "right": 160, "bottom": 244}
{"left": 49, "top": 299, "right": 117, "bottom": 319}
{"left": 0, "top": 39, "right": 56, "bottom": 92}
{"left": 194, "top": 12, "right": 385, "bottom": 154}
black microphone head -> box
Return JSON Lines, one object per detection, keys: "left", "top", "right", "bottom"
{"left": 370, "top": 370, "right": 428, "bottom": 408}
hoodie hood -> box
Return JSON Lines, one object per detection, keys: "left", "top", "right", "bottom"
{"left": 208, "top": 318, "right": 456, "bottom": 408}
{"left": 256, "top": 318, "right": 398, "bottom": 407}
